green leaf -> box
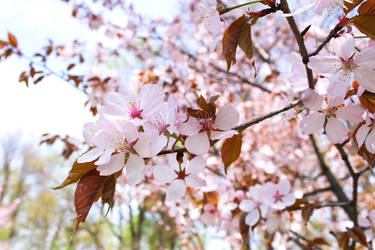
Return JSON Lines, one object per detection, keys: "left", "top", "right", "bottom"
{"left": 221, "top": 133, "right": 243, "bottom": 174}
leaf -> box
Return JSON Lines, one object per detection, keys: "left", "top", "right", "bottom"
{"left": 337, "top": 232, "right": 350, "bottom": 250}
{"left": 286, "top": 198, "right": 309, "bottom": 211}
{"left": 74, "top": 169, "right": 107, "bottom": 231}
{"left": 358, "top": 0, "right": 375, "bottom": 15}
{"left": 8, "top": 32, "right": 17, "bottom": 48}
{"left": 343, "top": 0, "right": 365, "bottom": 13}
{"left": 195, "top": 95, "right": 216, "bottom": 118}
{"left": 53, "top": 159, "right": 97, "bottom": 190}
{"left": 221, "top": 133, "right": 243, "bottom": 174}
{"left": 359, "top": 90, "right": 375, "bottom": 113}
{"left": 67, "top": 63, "right": 75, "bottom": 71}
{"left": 351, "top": 15, "right": 375, "bottom": 37}
{"left": 301, "top": 203, "right": 315, "bottom": 224}
{"left": 0, "top": 40, "right": 8, "bottom": 46}
{"left": 222, "top": 15, "right": 250, "bottom": 71}
{"left": 34, "top": 76, "right": 45, "bottom": 84}
{"left": 238, "top": 22, "right": 254, "bottom": 60}
{"left": 312, "top": 237, "right": 330, "bottom": 246}
{"left": 187, "top": 108, "right": 210, "bottom": 119}
{"left": 347, "top": 226, "right": 368, "bottom": 247}
{"left": 101, "top": 175, "right": 116, "bottom": 208}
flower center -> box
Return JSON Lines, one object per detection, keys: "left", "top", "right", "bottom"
{"left": 273, "top": 190, "right": 285, "bottom": 203}
{"left": 340, "top": 55, "right": 357, "bottom": 73}
{"left": 129, "top": 103, "right": 143, "bottom": 119}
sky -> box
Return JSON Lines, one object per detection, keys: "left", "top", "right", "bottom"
{"left": 0, "top": 0, "right": 180, "bottom": 141}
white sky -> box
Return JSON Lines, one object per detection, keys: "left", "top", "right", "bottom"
{"left": 0, "top": 0, "right": 180, "bottom": 140}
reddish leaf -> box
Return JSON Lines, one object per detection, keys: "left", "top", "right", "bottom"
{"left": 343, "top": 0, "right": 365, "bottom": 13}
{"left": 359, "top": 90, "right": 375, "bottom": 113}
{"left": 286, "top": 198, "right": 309, "bottom": 211}
{"left": 337, "top": 232, "right": 350, "bottom": 250}
{"left": 34, "top": 76, "right": 45, "bottom": 84}
{"left": 238, "top": 22, "right": 254, "bottom": 60}
{"left": 187, "top": 108, "right": 211, "bottom": 119}
{"left": 195, "top": 95, "right": 216, "bottom": 118}
{"left": 53, "top": 158, "right": 97, "bottom": 190}
{"left": 301, "top": 203, "right": 315, "bottom": 224}
{"left": 347, "top": 226, "right": 368, "bottom": 247}
{"left": 221, "top": 133, "right": 243, "bottom": 174}
{"left": 101, "top": 175, "right": 116, "bottom": 208}
{"left": 0, "top": 40, "right": 8, "bottom": 47}
{"left": 351, "top": 15, "right": 375, "bottom": 37}
{"left": 358, "top": 0, "right": 375, "bottom": 15}
{"left": 8, "top": 32, "right": 17, "bottom": 48}
{"left": 312, "top": 237, "right": 330, "bottom": 246}
{"left": 67, "top": 63, "right": 75, "bottom": 71}
{"left": 74, "top": 169, "right": 107, "bottom": 231}
{"left": 222, "top": 15, "right": 250, "bottom": 71}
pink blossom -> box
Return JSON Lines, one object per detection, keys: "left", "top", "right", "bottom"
{"left": 262, "top": 179, "right": 295, "bottom": 210}
{"left": 182, "top": 104, "right": 240, "bottom": 155}
{"left": 153, "top": 153, "right": 206, "bottom": 201}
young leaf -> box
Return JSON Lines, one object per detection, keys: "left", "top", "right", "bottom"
{"left": 347, "top": 226, "right": 368, "bottom": 247}
{"left": 74, "top": 169, "right": 107, "bottom": 231}
{"left": 101, "top": 174, "right": 116, "bottom": 208}
{"left": 222, "top": 15, "right": 250, "bottom": 71}
{"left": 343, "top": 0, "right": 365, "bottom": 13}
{"left": 8, "top": 32, "right": 17, "bottom": 48}
{"left": 238, "top": 22, "right": 254, "bottom": 60}
{"left": 301, "top": 203, "right": 315, "bottom": 224}
{"left": 221, "top": 133, "right": 243, "bottom": 174}
{"left": 53, "top": 159, "right": 97, "bottom": 190}
{"left": 358, "top": 0, "right": 375, "bottom": 15}
{"left": 351, "top": 15, "right": 375, "bottom": 37}
{"left": 359, "top": 90, "right": 375, "bottom": 113}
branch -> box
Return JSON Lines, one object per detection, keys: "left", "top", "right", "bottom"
{"left": 309, "top": 135, "right": 356, "bottom": 222}
{"left": 233, "top": 100, "right": 301, "bottom": 131}
{"left": 303, "top": 187, "right": 332, "bottom": 198}
{"left": 280, "top": 0, "right": 314, "bottom": 88}
{"left": 309, "top": 23, "right": 343, "bottom": 57}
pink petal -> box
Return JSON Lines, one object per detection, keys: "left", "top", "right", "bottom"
{"left": 356, "top": 126, "right": 371, "bottom": 148}
{"left": 331, "top": 34, "right": 355, "bottom": 60}
{"left": 327, "top": 70, "right": 351, "bottom": 99}
{"left": 301, "top": 88, "right": 323, "bottom": 111}
{"left": 186, "top": 156, "right": 206, "bottom": 174}
{"left": 214, "top": 104, "right": 240, "bottom": 130}
{"left": 210, "top": 130, "right": 238, "bottom": 140}
{"left": 308, "top": 55, "right": 340, "bottom": 74}
{"left": 365, "top": 129, "right": 375, "bottom": 154}
{"left": 325, "top": 117, "right": 348, "bottom": 144}
{"left": 77, "top": 147, "right": 103, "bottom": 163}
{"left": 185, "top": 132, "right": 210, "bottom": 155}
{"left": 300, "top": 113, "right": 325, "bottom": 134}
{"left": 335, "top": 105, "right": 364, "bottom": 124}
{"left": 355, "top": 68, "right": 375, "bottom": 93}
{"left": 278, "top": 179, "right": 291, "bottom": 194}
{"left": 166, "top": 180, "right": 186, "bottom": 201}
{"left": 95, "top": 149, "right": 113, "bottom": 165}
{"left": 97, "top": 152, "right": 125, "bottom": 176}
{"left": 126, "top": 154, "right": 145, "bottom": 185}
{"left": 239, "top": 200, "right": 255, "bottom": 212}
{"left": 178, "top": 118, "right": 201, "bottom": 136}
{"left": 185, "top": 175, "right": 206, "bottom": 188}
{"left": 153, "top": 165, "right": 178, "bottom": 184}
{"left": 356, "top": 48, "right": 375, "bottom": 68}
{"left": 245, "top": 209, "right": 260, "bottom": 227}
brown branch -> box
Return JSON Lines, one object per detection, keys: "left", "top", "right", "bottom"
{"left": 303, "top": 187, "right": 332, "bottom": 198}
{"left": 309, "top": 135, "right": 355, "bottom": 222}
{"left": 309, "top": 23, "right": 343, "bottom": 57}
{"left": 280, "top": 0, "right": 314, "bottom": 88}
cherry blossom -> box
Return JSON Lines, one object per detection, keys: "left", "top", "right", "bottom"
{"left": 359, "top": 210, "right": 375, "bottom": 242}
{"left": 262, "top": 179, "right": 295, "bottom": 210}
{"left": 239, "top": 184, "right": 268, "bottom": 227}
{"left": 308, "top": 34, "right": 375, "bottom": 99}
{"left": 153, "top": 153, "right": 206, "bottom": 201}
{"left": 182, "top": 104, "right": 240, "bottom": 155}
{"left": 355, "top": 112, "right": 375, "bottom": 153}
{"left": 197, "top": 0, "right": 222, "bottom": 48}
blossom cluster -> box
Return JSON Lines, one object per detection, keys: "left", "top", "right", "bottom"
{"left": 78, "top": 83, "right": 240, "bottom": 200}
{"left": 239, "top": 179, "right": 295, "bottom": 231}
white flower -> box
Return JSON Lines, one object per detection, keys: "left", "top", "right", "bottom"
{"left": 262, "top": 179, "right": 296, "bottom": 210}
{"left": 153, "top": 153, "right": 206, "bottom": 201}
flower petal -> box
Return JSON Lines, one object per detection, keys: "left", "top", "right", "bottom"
{"left": 301, "top": 88, "right": 323, "bottom": 111}
{"left": 308, "top": 55, "right": 340, "bottom": 74}
{"left": 245, "top": 209, "right": 260, "bottom": 227}
{"left": 186, "top": 156, "right": 206, "bottom": 174}
{"left": 365, "top": 129, "right": 375, "bottom": 154}
{"left": 185, "top": 175, "right": 206, "bottom": 188}
{"left": 179, "top": 118, "right": 201, "bottom": 136}
{"left": 185, "top": 132, "right": 210, "bottom": 155}
{"left": 166, "top": 180, "right": 186, "bottom": 201}
{"left": 77, "top": 147, "right": 103, "bottom": 163}
{"left": 214, "top": 104, "right": 240, "bottom": 130}
{"left": 325, "top": 117, "right": 348, "bottom": 144}
{"left": 97, "top": 152, "right": 125, "bottom": 176}
{"left": 356, "top": 126, "right": 371, "bottom": 148}
{"left": 210, "top": 130, "right": 238, "bottom": 140}
{"left": 335, "top": 105, "right": 364, "bottom": 124}
{"left": 300, "top": 113, "right": 325, "bottom": 134}
{"left": 239, "top": 199, "right": 255, "bottom": 212}
{"left": 95, "top": 149, "right": 113, "bottom": 165}
{"left": 126, "top": 154, "right": 145, "bottom": 185}
{"left": 153, "top": 165, "right": 178, "bottom": 184}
